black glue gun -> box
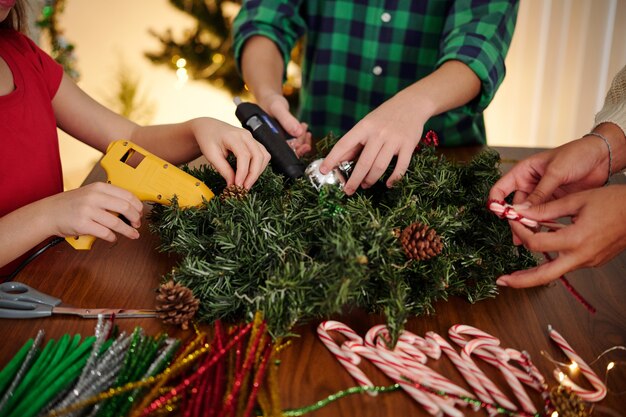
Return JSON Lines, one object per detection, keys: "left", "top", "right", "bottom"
{"left": 234, "top": 97, "right": 305, "bottom": 179}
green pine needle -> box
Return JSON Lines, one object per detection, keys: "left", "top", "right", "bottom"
{"left": 149, "top": 141, "right": 535, "bottom": 343}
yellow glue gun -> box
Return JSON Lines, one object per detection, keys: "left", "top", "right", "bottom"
{"left": 67, "top": 140, "right": 214, "bottom": 250}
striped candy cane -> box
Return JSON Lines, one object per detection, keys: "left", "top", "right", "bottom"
{"left": 365, "top": 326, "right": 473, "bottom": 408}
{"left": 427, "top": 332, "right": 495, "bottom": 415}
{"left": 449, "top": 325, "right": 543, "bottom": 390}
{"left": 488, "top": 200, "right": 565, "bottom": 230}
{"left": 488, "top": 201, "right": 539, "bottom": 227}
{"left": 347, "top": 340, "right": 450, "bottom": 417}
{"left": 447, "top": 326, "right": 517, "bottom": 411}
{"left": 317, "top": 321, "right": 376, "bottom": 395}
{"left": 398, "top": 331, "right": 442, "bottom": 361}
{"left": 464, "top": 338, "right": 536, "bottom": 414}
{"left": 548, "top": 325, "right": 607, "bottom": 402}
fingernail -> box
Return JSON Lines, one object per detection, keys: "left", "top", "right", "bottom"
{"left": 514, "top": 202, "right": 531, "bottom": 210}
{"left": 496, "top": 277, "right": 508, "bottom": 287}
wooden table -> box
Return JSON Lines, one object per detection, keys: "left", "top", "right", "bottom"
{"left": 1, "top": 147, "right": 625, "bottom": 415}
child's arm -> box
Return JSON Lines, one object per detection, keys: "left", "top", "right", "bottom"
{"left": 52, "top": 74, "right": 270, "bottom": 188}
{"left": 0, "top": 183, "right": 142, "bottom": 268}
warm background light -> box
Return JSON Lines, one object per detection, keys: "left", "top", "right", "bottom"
{"left": 57, "top": 0, "right": 240, "bottom": 189}
{"left": 54, "top": 0, "right": 626, "bottom": 189}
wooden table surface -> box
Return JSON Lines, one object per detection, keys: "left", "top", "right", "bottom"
{"left": 1, "top": 147, "right": 625, "bottom": 416}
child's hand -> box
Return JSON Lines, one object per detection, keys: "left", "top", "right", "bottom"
{"left": 192, "top": 118, "right": 271, "bottom": 189}
{"left": 257, "top": 93, "right": 312, "bottom": 157}
{"left": 44, "top": 183, "right": 143, "bottom": 242}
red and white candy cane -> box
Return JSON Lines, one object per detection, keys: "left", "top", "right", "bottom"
{"left": 548, "top": 325, "right": 607, "bottom": 402}
{"left": 487, "top": 200, "right": 564, "bottom": 230}
{"left": 464, "top": 338, "right": 537, "bottom": 414}
{"left": 447, "top": 326, "right": 518, "bottom": 411}
{"left": 505, "top": 348, "right": 545, "bottom": 391}
{"left": 449, "top": 325, "right": 543, "bottom": 390}
{"left": 317, "top": 321, "right": 375, "bottom": 395}
{"left": 365, "top": 326, "right": 473, "bottom": 407}
{"left": 347, "top": 340, "right": 454, "bottom": 417}
{"left": 398, "top": 331, "right": 442, "bottom": 361}
{"left": 426, "top": 332, "right": 496, "bottom": 415}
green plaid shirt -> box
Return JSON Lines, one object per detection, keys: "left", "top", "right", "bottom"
{"left": 233, "top": 0, "right": 518, "bottom": 146}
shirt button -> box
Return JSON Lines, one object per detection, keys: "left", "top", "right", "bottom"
{"left": 381, "top": 12, "right": 391, "bottom": 23}
{"left": 372, "top": 65, "right": 383, "bottom": 76}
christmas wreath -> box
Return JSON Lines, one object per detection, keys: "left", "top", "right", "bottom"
{"left": 150, "top": 135, "right": 535, "bottom": 343}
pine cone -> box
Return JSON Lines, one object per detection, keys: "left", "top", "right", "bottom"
{"left": 549, "top": 385, "right": 590, "bottom": 417}
{"left": 400, "top": 222, "right": 443, "bottom": 261}
{"left": 155, "top": 280, "right": 200, "bottom": 330}
{"left": 220, "top": 184, "right": 248, "bottom": 201}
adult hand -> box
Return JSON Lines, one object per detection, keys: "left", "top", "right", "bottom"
{"left": 489, "top": 136, "right": 610, "bottom": 244}
{"left": 193, "top": 118, "right": 271, "bottom": 189}
{"left": 490, "top": 136, "right": 610, "bottom": 206}
{"left": 46, "top": 182, "right": 143, "bottom": 243}
{"left": 319, "top": 92, "right": 424, "bottom": 195}
{"left": 257, "top": 92, "right": 312, "bottom": 156}
{"left": 496, "top": 186, "right": 626, "bottom": 288}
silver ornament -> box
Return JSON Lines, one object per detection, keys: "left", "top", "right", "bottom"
{"left": 305, "top": 159, "right": 354, "bottom": 191}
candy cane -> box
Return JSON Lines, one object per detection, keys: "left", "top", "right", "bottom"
{"left": 346, "top": 341, "right": 451, "bottom": 417}
{"left": 317, "top": 321, "right": 375, "bottom": 395}
{"left": 365, "top": 326, "right": 473, "bottom": 406}
{"left": 505, "top": 348, "right": 545, "bottom": 391}
{"left": 447, "top": 326, "right": 517, "bottom": 411}
{"left": 548, "top": 326, "right": 607, "bottom": 402}
{"left": 426, "top": 332, "right": 495, "bottom": 415}
{"left": 488, "top": 200, "right": 564, "bottom": 229}
{"left": 398, "top": 331, "right": 442, "bottom": 361}
{"left": 449, "top": 325, "right": 542, "bottom": 390}
{"left": 464, "top": 338, "right": 536, "bottom": 414}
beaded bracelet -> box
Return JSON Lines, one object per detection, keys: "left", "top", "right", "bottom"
{"left": 583, "top": 131, "right": 612, "bottom": 184}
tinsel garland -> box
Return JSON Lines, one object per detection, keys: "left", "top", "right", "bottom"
{"left": 0, "top": 317, "right": 602, "bottom": 416}
{"left": 150, "top": 136, "right": 537, "bottom": 343}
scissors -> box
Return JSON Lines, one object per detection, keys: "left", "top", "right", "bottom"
{"left": 0, "top": 282, "right": 158, "bottom": 319}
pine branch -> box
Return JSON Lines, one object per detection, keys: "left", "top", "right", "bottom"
{"left": 150, "top": 144, "right": 536, "bottom": 343}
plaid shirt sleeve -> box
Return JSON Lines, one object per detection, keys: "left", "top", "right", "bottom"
{"left": 437, "top": 0, "right": 519, "bottom": 113}
{"left": 233, "top": 0, "right": 306, "bottom": 76}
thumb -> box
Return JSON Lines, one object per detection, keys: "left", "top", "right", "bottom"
{"left": 516, "top": 194, "right": 582, "bottom": 223}
{"left": 524, "top": 175, "right": 562, "bottom": 206}
{"left": 270, "top": 104, "right": 304, "bottom": 137}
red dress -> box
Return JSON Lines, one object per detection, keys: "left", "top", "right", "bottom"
{"left": 0, "top": 28, "right": 64, "bottom": 276}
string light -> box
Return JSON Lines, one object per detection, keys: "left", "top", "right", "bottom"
{"left": 175, "top": 58, "right": 188, "bottom": 87}
{"left": 545, "top": 344, "right": 625, "bottom": 397}
{"left": 551, "top": 412, "right": 559, "bottom": 417}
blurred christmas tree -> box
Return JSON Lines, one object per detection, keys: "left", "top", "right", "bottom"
{"left": 104, "top": 60, "right": 157, "bottom": 125}
{"left": 37, "top": 0, "right": 79, "bottom": 79}
{"left": 146, "top": 0, "right": 301, "bottom": 107}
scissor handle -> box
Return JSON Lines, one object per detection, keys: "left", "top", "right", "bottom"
{"left": 0, "top": 282, "right": 62, "bottom": 306}
{"left": 0, "top": 299, "right": 53, "bottom": 319}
